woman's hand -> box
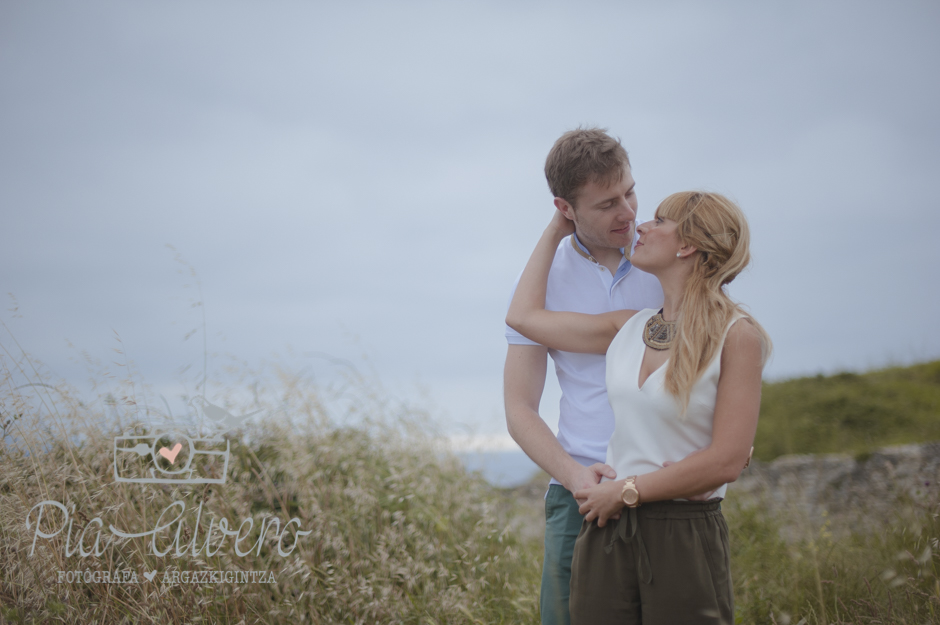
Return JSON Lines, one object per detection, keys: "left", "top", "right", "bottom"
{"left": 548, "top": 206, "right": 575, "bottom": 239}
{"left": 568, "top": 462, "right": 617, "bottom": 505}
{"left": 574, "top": 479, "right": 625, "bottom": 527}
{"left": 505, "top": 208, "right": 634, "bottom": 355}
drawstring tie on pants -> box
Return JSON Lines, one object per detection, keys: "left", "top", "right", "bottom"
{"left": 604, "top": 507, "right": 653, "bottom": 584}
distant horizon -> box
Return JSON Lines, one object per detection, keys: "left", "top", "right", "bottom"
{"left": 5, "top": 320, "right": 935, "bottom": 461}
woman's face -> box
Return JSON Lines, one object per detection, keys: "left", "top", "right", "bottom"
{"left": 631, "top": 215, "right": 684, "bottom": 273}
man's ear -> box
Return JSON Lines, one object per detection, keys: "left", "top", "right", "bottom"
{"left": 553, "top": 197, "right": 576, "bottom": 222}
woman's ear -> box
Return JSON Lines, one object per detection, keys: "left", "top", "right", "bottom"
{"left": 677, "top": 243, "right": 698, "bottom": 259}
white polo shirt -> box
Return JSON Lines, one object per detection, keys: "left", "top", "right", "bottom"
{"left": 505, "top": 233, "right": 664, "bottom": 486}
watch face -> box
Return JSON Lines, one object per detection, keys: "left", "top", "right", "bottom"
{"left": 622, "top": 488, "right": 639, "bottom": 506}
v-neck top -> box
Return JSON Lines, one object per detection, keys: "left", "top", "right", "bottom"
{"left": 604, "top": 308, "right": 745, "bottom": 500}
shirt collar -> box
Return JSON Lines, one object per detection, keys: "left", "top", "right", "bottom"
{"left": 571, "top": 233, "right": 628, "bottom": 264}
{"left": 571, "top": 233, "right": 634, "bottom": 286}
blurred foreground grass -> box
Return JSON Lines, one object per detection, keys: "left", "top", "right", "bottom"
{"left": 726, "top": 491, "right": 939, "bottom": 624}
{"left": 1, "top": 356, "right": 938, "bottom": 623}
{"left": 0, "top": 354, "right": 545, "bottom": 624}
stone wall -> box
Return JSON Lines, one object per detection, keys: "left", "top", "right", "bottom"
{"left": 728, "top": 442, "right": 940, "bottom": 538}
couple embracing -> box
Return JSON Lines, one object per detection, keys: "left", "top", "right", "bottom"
{"left": 503, "top": 128, "right": 771, "bottom": 625}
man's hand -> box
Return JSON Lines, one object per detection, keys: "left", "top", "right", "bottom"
{"left": 562, "top": 462, "right": 616, "bottom": 502}
{"left": 574, "top": 479, "right": 625, "bottom": 527}
{"left": 565, "top": 463, "right": 621, "bottom": 522}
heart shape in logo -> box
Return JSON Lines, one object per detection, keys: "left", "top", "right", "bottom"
{"left": 144, "top": 570, "right": 157, "bottom": 582}
{"left": 158, "top": 442, "right": 183, "bottom": 464}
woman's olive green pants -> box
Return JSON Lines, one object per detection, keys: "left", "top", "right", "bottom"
{"left": 569, "top": 499, "right": 733, "bottom": 625}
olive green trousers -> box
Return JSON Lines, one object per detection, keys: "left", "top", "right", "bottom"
{"left": 569, "top": 499, "right": 733, "bottom": 625}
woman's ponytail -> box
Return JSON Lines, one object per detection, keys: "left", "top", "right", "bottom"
{"left": 655, "top": 192, "right": 772, "bottom": 414}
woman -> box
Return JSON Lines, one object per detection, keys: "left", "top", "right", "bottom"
{"left": 506, "top": 191, "right": 771, "bottom": 624}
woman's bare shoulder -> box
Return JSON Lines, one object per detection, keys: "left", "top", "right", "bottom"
{"left": 728, "top": 315, "right": 762, "bottom": 338}
{"left": 722, "top": 316, "right": 764, "bottom": 363}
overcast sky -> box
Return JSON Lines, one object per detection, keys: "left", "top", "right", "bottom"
{"left": 2, "top": 1, "right": 939, "bottom": 447}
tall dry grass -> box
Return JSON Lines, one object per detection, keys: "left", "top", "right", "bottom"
{"left": 0, "top": 346, "right": 542, "bottom": 624}
{"left": 727, "top": 488, "right": 940, "bottom": 624}
{"left": 3, "top": 329, "right": 939, "bottom": 624}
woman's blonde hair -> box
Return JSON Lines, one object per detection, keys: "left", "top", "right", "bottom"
{"left": 656, "top": 191, "right": 772, "bottom": 414}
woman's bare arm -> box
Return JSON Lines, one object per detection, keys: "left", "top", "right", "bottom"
{"left": 574, "top": 318, "right": 764, "bottom": 525}
{"left": 505, "top": 211, "right": 635, "bottom": 355}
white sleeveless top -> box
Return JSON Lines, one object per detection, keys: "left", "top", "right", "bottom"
{"left": 604, "top": 308, "right": 746, "bottom": 500}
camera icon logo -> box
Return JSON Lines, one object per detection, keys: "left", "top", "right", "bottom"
{"left": 113, "top": 431, "right": 230, "bottom": 485}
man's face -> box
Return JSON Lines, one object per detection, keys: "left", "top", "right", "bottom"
{"left": 562, "top": 168, "right": 638, "bottom": 252}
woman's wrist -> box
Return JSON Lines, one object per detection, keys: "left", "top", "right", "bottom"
{"left": 542, "top": 225, "right": 569, "bottom": 244}
{"left": 545, "top": 209, "right": 575, "bottom": 241}
{"left": 610, "top": 478, "right": 627, "bottom": 508}
{"left": 633, "top": 474, "right": 647, "bottom": 505}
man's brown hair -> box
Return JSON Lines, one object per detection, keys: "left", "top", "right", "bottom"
{"left": 544, "top": 127, "right": 630, "bottom": 207}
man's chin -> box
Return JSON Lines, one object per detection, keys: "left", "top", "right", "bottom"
{"left": 609, "top": 232, "right": 634, "bottom": 250}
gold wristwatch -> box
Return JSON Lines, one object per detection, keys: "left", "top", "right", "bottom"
{"left": 621, "top": 476, "right": 641, "bottom": 508}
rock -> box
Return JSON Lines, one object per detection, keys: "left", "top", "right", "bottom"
{"left": 728, "top": 442, "right": 940, "bottom": 538}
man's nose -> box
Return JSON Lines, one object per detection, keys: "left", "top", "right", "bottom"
{"left": 617, "top": 198, "right": 637, "bottom": 221}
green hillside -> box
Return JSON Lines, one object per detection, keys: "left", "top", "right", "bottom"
{"left": 755, "top": 360, "right": 940, "bottom": 461}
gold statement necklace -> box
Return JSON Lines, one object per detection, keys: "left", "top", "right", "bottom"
{"left": 642, "top": 309, "right": 676, "bottom": 351}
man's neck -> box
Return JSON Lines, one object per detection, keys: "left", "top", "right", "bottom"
{"left": 574, "top": 233, "right": 624, "bottom": 275}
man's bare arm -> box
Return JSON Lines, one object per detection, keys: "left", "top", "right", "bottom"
{"left": 504, "top": 344, "right": 615, "bottom": 496}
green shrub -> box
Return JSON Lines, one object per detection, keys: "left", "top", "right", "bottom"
{"left": 756, "top": 361, "right": 940, "bottom": 461}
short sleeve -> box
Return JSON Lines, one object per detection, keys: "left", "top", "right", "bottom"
{"left": 506, "top": 323, "right": 541, "bottom": 346}
{"left": 504, "top": 277, "right": 542, "bottom": 346}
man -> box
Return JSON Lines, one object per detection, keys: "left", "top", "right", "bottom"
{"left": 503, "top": 127, "right": 664, "bottom": 625}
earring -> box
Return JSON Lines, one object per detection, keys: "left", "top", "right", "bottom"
{"left": 676, "top": 252, "right": 681, "bottom": 258}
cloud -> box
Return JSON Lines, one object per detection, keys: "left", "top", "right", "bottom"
{"left": 2, "top": 1, "right": 938, "bottom": 441}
